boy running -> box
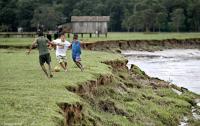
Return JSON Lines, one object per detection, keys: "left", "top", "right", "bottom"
{"left": 27, "top": 31, "right": 53, "bottom": 78}
{"left": 71, "top": 34, "right": 84, "bottom": 71}
{"left": 52, "top": 32, "right": 71, "bottom": 72}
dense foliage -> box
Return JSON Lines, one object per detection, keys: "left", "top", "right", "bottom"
{"left": 0, "top": 0, "right": 200, "bottom": 32}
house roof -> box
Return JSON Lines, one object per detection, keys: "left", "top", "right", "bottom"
{"left": 71, "top": 16, "right": 110, "bottom": 22}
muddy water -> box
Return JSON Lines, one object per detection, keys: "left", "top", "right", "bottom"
{"left": 122, "top": 49, "right": 200, "bottom": 94}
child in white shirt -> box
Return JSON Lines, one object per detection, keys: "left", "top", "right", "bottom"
{"left": 52, "top": 32, "right": 71, "bottom": 72}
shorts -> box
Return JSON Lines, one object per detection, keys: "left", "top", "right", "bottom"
{"left": 72, "top": 54, "right": 81, "bottom": 62}
{"left": 39, "top": 53, "right": 51, "bottom": 65}
{"left": 56, "top": 55, "right": 67, "bottom": 63}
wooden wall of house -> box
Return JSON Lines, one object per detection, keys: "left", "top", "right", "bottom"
{"left": 72, "top": 22, "right": 107, "bottom": 34}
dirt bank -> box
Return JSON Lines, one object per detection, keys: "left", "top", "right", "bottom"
{"left": 1, "top": 38, "right": 200, "bottom": 51}
{"left": 82, "top": 38, "right": 200, "bottom": 51}
{"left": 58, "top": 59, "right": 199, "bottom": 126}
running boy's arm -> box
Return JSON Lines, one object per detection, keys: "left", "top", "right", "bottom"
{"left": 49, "top": 40, "right": 65, "bottom": 46}
{"left": 66, "top": 41, "right": 72, "bottom": 48}
{"left": 46, "top": 39, "right": 54, "bottom": 50}
{"left": 78, "top": 41, "right": 81, "bottom": 54}
{"left": 27, "top": 38, "right": 37, "bottom": 55}
{"left": 48, "top": 40, "right": 55, "bottom": 46}
{"left": 68, "top": 41, "right": 73, "bottom": 49}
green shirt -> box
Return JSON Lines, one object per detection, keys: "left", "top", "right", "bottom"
{"left": 36, "top": 36, "right": 49, "bottom": 56}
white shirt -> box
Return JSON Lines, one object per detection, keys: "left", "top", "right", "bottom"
{"left": 53, "top": 39, "right": 71, "bottom": 56}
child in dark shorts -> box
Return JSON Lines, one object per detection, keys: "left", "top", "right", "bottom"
{"left": 27, "top": 31, "right": 53, "bottom": 78}
{"left": 71, "top": 34, "right": 84, "bottom": 71}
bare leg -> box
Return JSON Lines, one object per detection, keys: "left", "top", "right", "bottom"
{"left": 64, "top": 62, "right": 68, "bottom": 71}
{"left": 40, "top": 64, "right": 49, "bottom": 77}
{"left": 75, "top": 61, "right": 83, "bottom": 71}
{"left": 59, "top": 62, "right": 66, "bottom": 71}
{"left": 48, "top": 63, "right": 53, "bottom": 78}
{"left": 64, "top": 62, "right": 67, "bottom": 68}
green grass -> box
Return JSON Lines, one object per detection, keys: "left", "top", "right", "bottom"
{"left": 0, "top": 32, "right": 200, "bottom": 46}
{"left": 0, "top": 38, "right": 34, "bottom": 46}
{"left": 0, "top": 48, "right": 199, "bottom": 126}
{"left": 81, "top": 68, "right": 199, "bottom": 126}
{"left": 78, "top": 32, "right": 200, "bottom": 42}
{"left": 0, "top": 49, "right": 123, "bottom": 126}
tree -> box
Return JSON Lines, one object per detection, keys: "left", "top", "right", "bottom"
{"left": 122, "top": 16, "right": 132, "bottom": 32}
{"left": 141, "top": 9, "right": 156, "bottom": 32}
{"left": 121, "top": 9, "right": 132, "bottom": 32}
{"left": 0, "top": 0, "right": 199, "bottom": 32}
{"left": 0, "top": 0, "right": 17, "bottom": 31}
{"left": 95, "top": 3, "right": 106, "bottom": 15}
{"left": 155, "top": 12, "right": 167, "bottom": 32}
{"left": 31, "top": 5, "right": 63, "bottom": 30}
{"left": 72, "top": 9, "right": 81, "bottom": 16}
{"left": 170, "top": 8, "right": 185, "bottom": 32}
{"left": 187, "top": 0, "right": 200, "bottom": 31}
{"left": 106, "top": 0, "right": 124, "bottom": 31}
{"left": 0, "top": 24, "right": 9, "bottom": 32}
{"left": 16, "top": 0, "right": 38, "bottom": 31}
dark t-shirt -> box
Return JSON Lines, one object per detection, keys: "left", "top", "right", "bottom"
{"left": 54, "top": 32, "right": 59, "bottom": 40}
{"left": 36, "top": 36, "right": 49, "bottom": 56}
{"left": 47, "top": 34, "right": 52, "bottom": 41}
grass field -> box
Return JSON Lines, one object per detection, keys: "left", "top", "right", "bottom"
{"left": 0, "top": 48, "right": 199, "bottom": 125}
{"left": 0, "top": 32, "right": 200, "bottom": 46}
{"left": 0, "top": 49, "right": 123, "bottom": 126}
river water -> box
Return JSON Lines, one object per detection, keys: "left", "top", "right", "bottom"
{"left": 122, "top": 49, "right": 200, "bottom": 94}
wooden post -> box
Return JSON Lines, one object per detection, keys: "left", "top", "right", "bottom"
{"left": 81, "top": 33, "right": 83, "bottom": 38}
{"left": 90, "top": 33, "right": 92, "bottom": 38}
{"left": 105, "top": 33, "right": 107, "bottom": 38}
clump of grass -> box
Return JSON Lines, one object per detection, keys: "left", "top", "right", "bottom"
{"left": 80, "top": 67, "right": 197, "bottom": 126}
{"left": 130, "top": 64, "right": 149, "bottom": 79}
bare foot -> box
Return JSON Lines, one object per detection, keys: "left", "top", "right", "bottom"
{"left": 81, "top": 67, "right": 84, "bottom": 72}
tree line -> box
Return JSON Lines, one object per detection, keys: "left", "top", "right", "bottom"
{"left": 0, "top": 0, "right": 200, "bottom": 32}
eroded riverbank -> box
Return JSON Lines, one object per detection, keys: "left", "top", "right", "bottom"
{"left": 122, "top": 49, "right": 200, "bottom": 94}
{"left": 1, "top": 39, "right": 200, "bottom": 125}
{"left": 1, "top": 38, "right": 200, "bottom": 51}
